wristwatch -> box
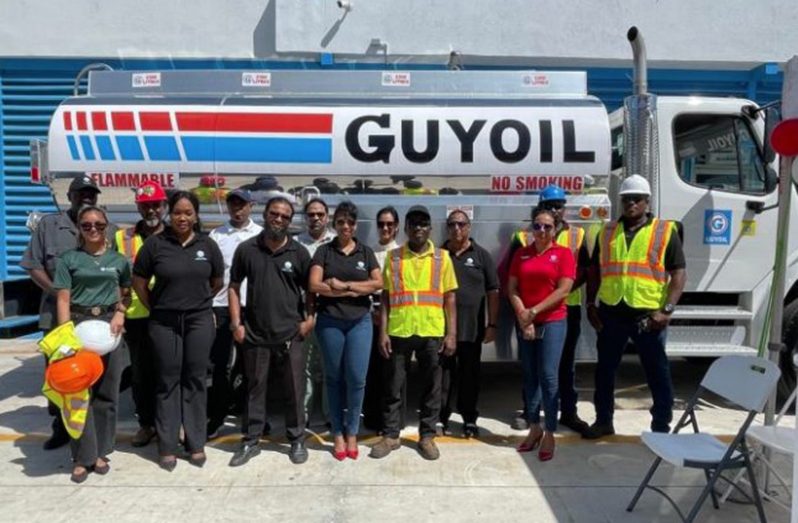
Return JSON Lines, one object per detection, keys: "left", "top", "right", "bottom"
{"left": 662, "top": 303, "right": 676, "bottom": 315}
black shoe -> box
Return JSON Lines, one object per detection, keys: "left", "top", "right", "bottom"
{"left": 559, "top": 414, "right": 590, "bottom": 435}
{"left": 229, "top": 443, "right": 261, "bottom": 467}
{"left": 289, "top": 441, "right": 309, "bottom": 464}
{"left": 262, "top": 421, "right": 272, "bottom": 437}
{"left": 43, "top": 426, "right": 70, "bottom": 451}
{"left": 158, "top": 456, "right": 177, "bottom": 472}
{"left": 207, "top": 422, "right": 222, "bottom": 440}
{"left": 189, "top": 452, "right": 207, "bottom": 468}
{"left": 511, "top": 416, "right": 530, "bottom": 431}
{"left": 70, "top": 466, "right": 89, "bottom": 484}
{"left": 582, "top": 423, "right": 615, "bottom": 440}
{"left": 463, "top": 423, "right": 480, "bottom": 438}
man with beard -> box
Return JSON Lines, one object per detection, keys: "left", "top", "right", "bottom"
{"left": 21, "top": 175, "right": 116, "bottom": 450}
{"left": 228, "top": 197, "right": 315, "bottom": 466}
{"left": 370, "top": 206, "right": 458, "bottom": 461}
{"left": 295, "top": 199, "right": 335, "bottom": 427}
{"left": 207, "top": 189, "right": 262, "bottom": 439}
{"left": 114, "top": 180, "right": 167, "bottom": 447}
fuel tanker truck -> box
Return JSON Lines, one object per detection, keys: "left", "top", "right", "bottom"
{"left": 30, "top": 30, "right": 798, "bottom": 391}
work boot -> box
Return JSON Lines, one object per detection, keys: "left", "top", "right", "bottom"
{"left": 559, "top": 414, "right": 590, "bottom": 435}
{"left": 369, "top": 436, "right": 401, "bottom": 459}
{"left": 229, "top": 442, "right": 261, "bottom": 467}
{"left": 43, "top": 422, "right": 70, "bottom": 451}
{"left": 131, "top": 426, "right": 157, "bottom": 447}
{"left": 417, "top": 436, "right": 440, "bottom": 461}
{"left": 289, "top": 440, "right": 309, "bottom": 464}
{"left": 582, "top": 422, "right": 615, "bottom": 440}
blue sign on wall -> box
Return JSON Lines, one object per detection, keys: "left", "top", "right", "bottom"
{"left": 704, "top": 209, "right": 732, "bottom": 245}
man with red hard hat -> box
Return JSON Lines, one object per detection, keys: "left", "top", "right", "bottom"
{"left": 114, "top": 180, "right": 168, "bottom": 447}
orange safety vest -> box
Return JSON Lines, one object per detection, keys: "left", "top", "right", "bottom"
{"left": 387, "top": 244, "right": 448, "bottom": 337}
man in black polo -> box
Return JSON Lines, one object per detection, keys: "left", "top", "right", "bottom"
{"left": 228, "top": 197, "right": 315, "bottom": 466}
{"left": 21, "top": 175, "right": 116, "bottom": 450}
{"left": 439, "top": 209, "right": 499, "bottom": 438}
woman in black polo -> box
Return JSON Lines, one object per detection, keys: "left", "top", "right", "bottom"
{"left": 309, "top": 201, "right": 382, "bottom": 460}
{"left": 53, "top": 206, "right": 131, "bottom": 483}
{"left": 132, "top": 191, "right": 223, "bottom": 471}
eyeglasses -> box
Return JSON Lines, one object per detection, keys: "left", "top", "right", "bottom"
{"left": 335, "top": 218, "right": 356, "bottom": 227}
{"left": 80, "top": 222, "right": 108, "bottom": 232}
{"left": 267, "top": 210, "right": 292, "bottom": 222}
{"left": 447, "top": 221, "right": 469, "bottom": 229}
{"left": 621, "top": 195, "right": 646, "bottom": 204}
{"left": 377, "top": 220, "right": 396, "bottom": 229}
{"left": 532, "top": 223, "right": 554, "bottom": 232}
{"left": 409, "top": 221, "right": 431, "bottom": 229}
{"left": 306, "top": 212, "right": 326, "bottom": 219}
{"left": 541, "top": 201, "right": 565, "bottom": 211}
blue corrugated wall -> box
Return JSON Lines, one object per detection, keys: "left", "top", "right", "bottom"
{"left": 0, "top": 57, "right": 784, "bottom": 281}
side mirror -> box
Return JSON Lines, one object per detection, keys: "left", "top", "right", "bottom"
{"left": 763, "top": 106, "right": 782, "bottom": 165}
{"left": 765, "top": 165, "right": 778, "bottom": 193}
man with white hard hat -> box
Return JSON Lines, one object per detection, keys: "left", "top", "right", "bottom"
{"left": 583, "top": 174, "right": 687, "bottom": 439}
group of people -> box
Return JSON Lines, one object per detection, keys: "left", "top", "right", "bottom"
{"left": 22, "top": 172, "right": 685, "bottom": 482}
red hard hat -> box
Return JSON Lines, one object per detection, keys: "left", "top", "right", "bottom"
{"left": 135, "top": 181, "right": 167, "bottom": 203}
{"left": 45, "top": 350, "right": 104, "bottom": 394}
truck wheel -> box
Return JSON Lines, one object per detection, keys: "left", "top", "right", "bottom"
{"left": 778, "top": 300, "right": 798, "bottom": 405}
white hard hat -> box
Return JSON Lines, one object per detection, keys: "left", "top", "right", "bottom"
{"left": 619, "top": 174, "right": 652, "bottom": 196}
{"left": 75, "top": 320, "right": 121, "bottom": 356}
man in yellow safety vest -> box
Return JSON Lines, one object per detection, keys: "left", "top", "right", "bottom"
{"left": 583, "top": 175, "right": 686, "bottom": 438}
{"left": 114, "top": 180, "right": 167, "bottom": 447}
{"left": 370, "top": 205, "right": 458, "bottom": 461}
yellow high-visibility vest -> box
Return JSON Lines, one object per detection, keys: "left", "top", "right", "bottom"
{"left": 556, "top": 227, "right": 586, "bottom": 306}
{"left": 384, "top": 242, "right": 457, "bottom": 338}
{"left": 115, "top": 228, "right": 149, "bottom": 319}
{"left": 597, "top": 218, "right": 674, "bottom": 309}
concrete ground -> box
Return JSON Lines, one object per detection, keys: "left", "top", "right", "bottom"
{"left": 0, "top": 341, "right": 792, "bottom": 523}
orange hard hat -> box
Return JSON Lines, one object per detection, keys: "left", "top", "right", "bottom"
{"left": 45, "top": 350, "right": 104, "bottom": 394}
{"left": 135, "top": 181, "right": 167, "bottom": 203}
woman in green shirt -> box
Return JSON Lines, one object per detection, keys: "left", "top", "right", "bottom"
{"left": 53, "top": 206, "right": 131, "bottom": 483}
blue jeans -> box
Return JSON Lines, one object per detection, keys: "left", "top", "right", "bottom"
{"left": 518, "top": 319, "right": 567, "bottom": 432}
{"left": 315, "top": 313, "right": 373, "bottom": 436}
{"left": 593, "top": 306, "right": 673, "bottom": 432}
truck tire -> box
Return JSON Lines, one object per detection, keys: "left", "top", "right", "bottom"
{"left": 778, "top": 299, "right": 798, "bottom": 405}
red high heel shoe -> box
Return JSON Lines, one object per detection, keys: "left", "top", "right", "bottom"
{"left": 538, "top": 439, "right": 556, "bottom": 462}
{"left": 333, "top": 449, "right": 347, "bottom": 461}
{"left": 516, "top": 433, "right": 543, "bottom": 453}
{"left": 346, "top": 448, "right": 359, "bottom": 460}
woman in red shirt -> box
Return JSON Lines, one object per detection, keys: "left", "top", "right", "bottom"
{"left": 508, "top": 208, "right": 574, "bottom": 461}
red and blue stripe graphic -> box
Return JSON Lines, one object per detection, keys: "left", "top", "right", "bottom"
{"left": 62, "top": 110, "right": 333, "bottom": 164}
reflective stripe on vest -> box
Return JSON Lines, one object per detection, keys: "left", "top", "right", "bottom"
{"left": 115, "top": 228, "right": 149, "bottom": 319}
{"left": 597, "top": 218, "right": 673, "bottom": 309}
{"left": 556, "top": 226, "right": 585, "bottom": 306}
{"left": 388, "top": 246, "right": 444, "bottom": 308}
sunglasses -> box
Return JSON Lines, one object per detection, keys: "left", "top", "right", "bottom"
{"left": 80, "top": 222, "right": 108, "bottom": 232}
{"left": 532, "top": 223, "right": 555, "bottom": 232}
{"left": 621, "top": 194, "right": 647, "bottom": 204}
{"left": 541, "top": 201, "right": 565, "bottom": 211}
{"left": 409, "top": 221, "right": 431, "bottom": 229}
{"left": 447, "top": 221, "right": 469, "bottom": 229}
{"left": 267, "top": 210, "right": 292, "bottom": 222}
{"left": 306, "top": 212, "right": 326, "bottom": 219}
{"left": 377, "top": 220, "right": 396, "bottom": 229}
{"left": 335, "top": 218, "right": 356, "bottom": 227}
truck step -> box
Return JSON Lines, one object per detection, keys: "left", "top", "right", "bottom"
{"left": 671, "top": 305, "right": 753, "bottom": 321}
{"left": 666, "top": 343, "right": 757, "bottom": 358}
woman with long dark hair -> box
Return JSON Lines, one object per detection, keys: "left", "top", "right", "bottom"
{"left": 53, "top": 206, "right": 131, "bottom": 482}
{"left": 309, "top": 201, "right": 382, "bottom": 459}
{"left": 132, "top": 191, "right": 224, "bottom": 471}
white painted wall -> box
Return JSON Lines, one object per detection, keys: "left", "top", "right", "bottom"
{"left": 1, "top": 0, "right": 796, "bottom": 68}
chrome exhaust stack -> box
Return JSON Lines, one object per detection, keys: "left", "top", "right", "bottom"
{"left": 623, "top": 26, "right": 660, "bottom": 214}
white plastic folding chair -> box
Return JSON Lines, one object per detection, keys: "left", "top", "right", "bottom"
{"left": 720, "top": 386, "right": 797, "bottom": 511}
{"left": 626, "top": 355, "right": 782, "bottom": 523}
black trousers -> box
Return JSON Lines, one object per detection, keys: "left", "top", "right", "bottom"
{"left": 558, "top": 305, "right": 582, "bottom": 418}
{"left": 383, "top": 335, "right": 442, "bottom": 438}
{"left": 362, "top": 322, "right": 385, "bottom": 430}
{"left": 241, "top": 338, "right": 306, "bottom": 444}
{"left": 148, "top": 308, "right": 215, "bottom": 455}
{"left": 208, "top": 307, "right": 237, "bottom": 427}
{"left": 69, "top": 311, "right": 126, "bottom": 467}
{"left": 124, "top": 317, "right": 157, "bottom": 428}
{"left": 440, "top": 340, "right": 483, "bottom": 426}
